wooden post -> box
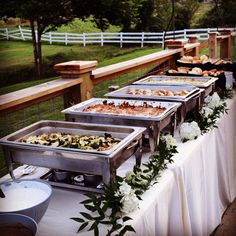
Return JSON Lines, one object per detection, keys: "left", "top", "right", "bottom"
{"left": 54, "top": 61, "right": 97, "bottom": 105}
{"left": 219, "top": 30, "right": 231, "bottom": 59}
{"left": 208, "top": 32, "right": 217, "bottom": 58}
{"left": 164, "top": 39, "right": 188, "bottom": 56}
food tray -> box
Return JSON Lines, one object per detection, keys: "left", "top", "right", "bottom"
{"left": 0, "top": 120, "right": 145, "bottom": 189}
{"left": 62, "top": 98, "right": 180, "bottom": 121}
{"left": 133, "top": 75, "right": 218, "bottom": 88}
{"left": 105, "top": 85, "right": 200, "bottom": 101}
{"left": 62, "top": 98, "right": 181, "bottom": 151}
{"left": 105, "top": 85, "right": 203, "bottom": 123}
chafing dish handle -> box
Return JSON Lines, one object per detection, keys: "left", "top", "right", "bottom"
{"left": 125, "top": 140, "right": 139, "bottom": 150}
{"left": 125, "top": 140, "right": 142, "bottom": 167}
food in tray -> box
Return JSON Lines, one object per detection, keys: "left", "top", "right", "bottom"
{"left": 178, "top": 55, "right": 233, "bottom": 65}
{"left": 178, "top": 55, "right": 213, "bottom": 64}
{"left": 147, "top": 77, "right": 208, "bottom": 85}
{"left": 82, "top": 100, "right": 166, "bottom": 117}
{"left": 127, "top": 88, "right": 189, "bottom": 97}
{"left": 21, "top": 132, "right": 121, "bottom": 151}
{"left": 168, "top": 67, "right": 223, "bottom": 77}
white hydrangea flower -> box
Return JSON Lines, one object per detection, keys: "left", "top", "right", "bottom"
{"left": 190, "top": 121, "right": 201, "bottom": 137}
{"left": 200, "top": 106, "right": 214, "bottom": 118}
{"left": 205, "top": 92, "right": 221, "bottom": 109}
{"left": 162, "top": 134, "right": 176, "bottom": 149}
{"left": 179, "top": 121, "right": 201, "bottom": 141}
{"left": 116, "top": 181, "right": 140, "bottom": 214}
{"left": 120, "top": 192, "right": 139, "bottom": 214}
{"left": 118, "top": 181, "right": 132, "bottom": 196}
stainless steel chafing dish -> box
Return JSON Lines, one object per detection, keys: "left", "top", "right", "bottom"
{"left": 62, "top": 98, "right": 181, "bottom": 151}
{"left": 133, "top": 75, "right": 218, "bottom": 97}
{"left": 0, "top": 120, "right": 145, "bottom": 192}
{"left": 105, "top": 85, "right": 203, "bottom": 123}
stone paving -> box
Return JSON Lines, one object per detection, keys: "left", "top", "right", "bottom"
{"left": 212, "top": 197, "right": 236, "bottom": 236}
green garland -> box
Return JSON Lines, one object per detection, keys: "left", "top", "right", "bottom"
{"left": 71, "top": 137, "right": 178, "bottom": 236}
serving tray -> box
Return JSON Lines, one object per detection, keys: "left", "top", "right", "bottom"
{"left": 105, "top": 85, "right": 200, "bottom": 101}
{"left": 133, "top": 75, "right": 218, "bottom": 88}
{"left": 0, "top": 120, "right": 145, "bottom": 189}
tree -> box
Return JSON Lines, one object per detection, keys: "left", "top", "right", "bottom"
{"left": 175, "top": 0, "right": 199, "bottom": 29}
{"left": 72, "top": 0, "right": 144, "bottom": 31}
{"left": 198, "top": 0, "right": 236, "bottom": 28}
{"left": 0, "top": 0, "right": 74, "bottom": 79}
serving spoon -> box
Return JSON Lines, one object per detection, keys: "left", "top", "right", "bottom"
{"left": 18, "top": 165, "right": 37, "bottom": 179}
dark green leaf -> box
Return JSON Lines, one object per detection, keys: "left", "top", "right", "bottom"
{"left": 70, "top": 217, "right": 85, "bottom": 223}
{"left": 84, "top": 204, "right": 96, "bottom": 212}
{"left": 80, "top": 212, "right": 93, "bottom": 220}
{"left": 80, "top": 199, "right": 93, "bottom": 204}
{"left": 100, "top": 220, "right": 112, "bottom": 225}
{"left": 77, "top": 222, "right": 89, "bottom": 233}
{"left": 122, "top": 216, "right": 132, "bottom": 222}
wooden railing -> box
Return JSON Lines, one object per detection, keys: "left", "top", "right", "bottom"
{"left": 0, "top": 30, "right": 234, "bottom": 121}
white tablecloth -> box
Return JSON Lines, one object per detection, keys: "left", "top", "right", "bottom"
{"left": 2, "top": 96, "right": 236, "bottom": 236}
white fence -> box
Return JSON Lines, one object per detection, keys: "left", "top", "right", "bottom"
{"left": 0, "top": 26, "right": 235, "bottom": 48}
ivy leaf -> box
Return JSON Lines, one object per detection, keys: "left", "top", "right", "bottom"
{"left": 80, "top": 212, "right": 93, "bottom": 220}
{"left": 77, "top": 222, "right": 89, "bottom": 233}
{"left": 122, "top": 216, "right": 132, "bottom": 222}
{"left": 100, "top": 220, "right": 112, "bottom": 225}
{"left": 114, "top": 224, "right": 123, "bottom": 230}
{"left": 119, "top": 225, "right": 136, "bottom": 236}
{"left": 84, "top": 204, "right": 96, "bottom": 212}
{"left": 80, "top": 199, "right": 93, "bottom": 204}
{"left": 70, "top": 217, "right": 85, "bottom": 223}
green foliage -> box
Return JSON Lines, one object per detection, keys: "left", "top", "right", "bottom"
{"left": 198, "top": 0, "right": 236, "bottom": 28}
{"left": 56, "top": 17, "right": 121, "bottom": 33}
{"left": 71, "top": 136, "right": 178, "bottom": 235}
{"left": 0, "top": 40, "right": 160, "bottom": 88}
{"left": 196, "top": 103, "right": 228, "bottom": 133}
{"left": 174, "top": 0, "right": 200, "bottom": 29}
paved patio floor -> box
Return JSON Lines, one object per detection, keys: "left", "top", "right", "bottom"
{"left": 212, "top": 197, "right": 236, "bottom": 236}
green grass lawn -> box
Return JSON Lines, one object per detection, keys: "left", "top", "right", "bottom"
{"left": 0, "top": 40, "right": 161, "bottom": 88}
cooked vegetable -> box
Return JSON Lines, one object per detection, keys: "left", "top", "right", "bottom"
{"left": 21, "top": 133, "right": 121, "bottom": 151}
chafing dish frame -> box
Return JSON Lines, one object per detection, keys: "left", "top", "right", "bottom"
{"left": 133, "top": 75, "right": 218, "bottom": 97}
{"left": 105, "top": 85, "right": 204, "bottom": 123}
{"left": 0, "top": 120, "right": 146, "bottom": 192}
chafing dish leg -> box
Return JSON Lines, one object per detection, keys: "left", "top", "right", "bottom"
{"left": 134, "top": 140, "right": 142, "bottom": 167}
{"left": 102, "top": 162, "right": 111, "bottom": 185}
{"left": 3, "top": 148, "right": 15, "bottom": 180}
{"left": 170, "top": 113, "right": 177, "bottom": 136}
{"left": 148, "top": 126, "right": 160, "bottom": 153}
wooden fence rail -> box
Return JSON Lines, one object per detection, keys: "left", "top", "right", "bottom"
{"left": 0, "top": 26, "right": 235, "bottom": 48}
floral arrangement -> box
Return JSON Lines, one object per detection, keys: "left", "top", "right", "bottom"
{"left": 71, "top": 135, "right": 178, "bottom": 236}
{"left": 179, "top": 121, "right": 201, "bottom": 142}
{"left": 196, "top": 92, "right": 228, "bottom": 133}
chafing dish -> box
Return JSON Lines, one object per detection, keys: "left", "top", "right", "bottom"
{"left": 0, "top": 120, "right": 145, "bottom": 192}
{"left": 62, "top": 98, "right": 181, "bottom": 151}
{"left": 105, "top": 85, "right": 203, "bottom": 123}
{"left": 133, "top": 75, "right": 218, "bottom": 97}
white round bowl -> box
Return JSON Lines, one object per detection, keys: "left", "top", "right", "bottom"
{"left": 0, "top": 179, "right": 52, "bottom": 223}
{"left": 0, "top": 213, "right": 37, "bottom": 236}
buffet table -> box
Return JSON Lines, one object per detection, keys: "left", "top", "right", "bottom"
{"left": 1, "top": 96, "right": 236, "bottom": 236}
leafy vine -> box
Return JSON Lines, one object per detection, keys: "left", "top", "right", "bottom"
{"left": 71, "top": 136, "right": 178, "bottom": 236}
